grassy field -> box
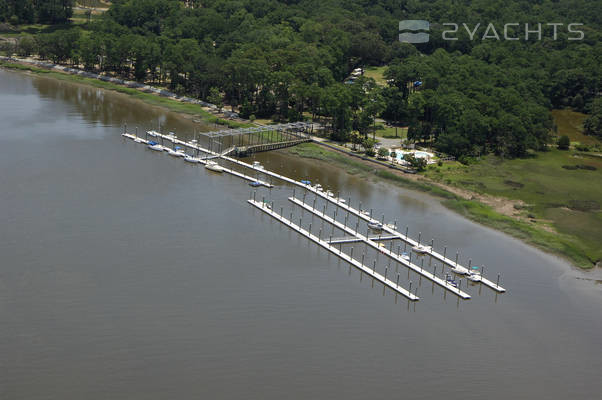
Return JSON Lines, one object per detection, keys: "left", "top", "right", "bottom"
{"left": 551, "top": 109, "right": 598, "bottom": 145}
{"left": 0, "top": 61, "right": 247, "bottom": 128}
{"left": 423, "top": 150, "right": 602, "bottom": 267}
{"left": 373, "top": 122, "right": 407, "bottom": 139}
{"left": 363, "top": 66, "right": 388, "bottom": 86}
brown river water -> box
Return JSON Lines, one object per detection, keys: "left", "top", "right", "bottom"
{"left": 1, "top": 69, "right": 601, "bottom": 399}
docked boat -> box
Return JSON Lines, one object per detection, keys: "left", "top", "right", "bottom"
{"left": 134, "top": 137, "right": 147, "bottom": 143}
{"left": 467, "top": 271, "right": 482, "bottom": 282}
{"left": 184, "top": 155, "right": 201, "bottom": 163}
{"left": 252, "top": 161, "right": 264, "bottom": 170}
{"left": 167, "top": 146, "right": 186, "bottom": 157}
{"left": 147, "top": 130, "right": 159, "bottom": 137}
{"left": 385, "top": 223, "right": 396, "bottom": 230}
{"left": 445, "top": 275, "right": 458, "bottom": 287}
{"left": 451, "top": 265, "right": 470, "bottom": 275}
{"left": 205, "top": 161, "right": 224, "bottom": 172}
{"left": 411, "top": 244, "right": 432, "bottom": 254}
{"left": 401, "top": 252, "right": 410, "bottom": 261}
{"left": 326, "top": 190, "right": 335, "bottom": 197}
{"left": 147, "top": 141, "right": 164, "bottom": 151}
{"left": 249, "top": 181, "right": 262, "bottom": 187}
{"left": 367, "top": 221, "right": 384, "bottom": 231}
{"left": 360, "top": 210, "right": 371, "bottom": 217}
{"left": 300, "top": 180, "right": 311, "bottom": 185}
{"left": 313, "top": 184, "right": 323, "bottom": 192}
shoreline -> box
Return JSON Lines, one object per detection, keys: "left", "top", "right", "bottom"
{"left": 0, "top": 56, "right": 247, "bottom": 129}
{"left": 287, "top": 142, "right": 598, "bottom": 270}
{"left": 1, "top": 59, "right": 595, "bottom": 270}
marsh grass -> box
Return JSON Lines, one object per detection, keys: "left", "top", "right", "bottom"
{"left": 291, "top": 143, "right": 601, "bottom": 268}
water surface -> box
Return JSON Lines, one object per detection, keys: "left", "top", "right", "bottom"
{"left": 1, "top": 69, "right": 601, "bottom": 400}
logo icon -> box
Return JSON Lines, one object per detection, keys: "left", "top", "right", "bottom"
{"left": 399, "top": 20, "right": 430, "bottom": 43}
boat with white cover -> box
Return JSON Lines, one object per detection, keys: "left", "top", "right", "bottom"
{"left": 205, "top": 161, "right": 224, "bottom": 172}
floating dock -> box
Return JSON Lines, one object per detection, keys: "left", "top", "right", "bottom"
{"left": 248, "top": 199, "right": 419, "bottom": 301}
{"left": 123, "top": 129, "right": 506, "bottom": 295}
{"left": 289, "top": 191, "right": 506, "bottom": 294}
{"left": 122, "top": 132, "right": 273, "bottom": 188}
{"left": 289, "top": 196, "right": 472, "bottom": 299}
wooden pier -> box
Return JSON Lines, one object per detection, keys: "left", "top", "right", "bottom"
{"left": 248, "top": 199, "right": 419, "bottom": 301}
{"left": 289, "top": 196, "right": 472, "bottom": 299}
{"left": 235, "top": 138, "right": 311, "bottom": 157}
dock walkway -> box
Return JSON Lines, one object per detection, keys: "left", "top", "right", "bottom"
{"left": 289, "top": 196, "right": 472, "bottom": 299}
{"left": 248, "top": 199, "right": 419, "bottom": 301}
{"left": 124, "top": 132, "right": 273, "bottom": 188}
{"left": 125, "top": 129, "right": 505, "bottom": 295}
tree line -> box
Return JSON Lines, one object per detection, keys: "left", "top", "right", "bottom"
{"left": 0, "top": 0, "right": 74, "bottom": 24}
{"left": 5, "top": 0, "right": 601, "bottom": 158}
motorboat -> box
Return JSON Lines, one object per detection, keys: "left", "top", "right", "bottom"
{"left": 411, "top": 244, "right": 432, "bottom": 254}
{"left": 337, "top": 198, "right": 346, "bottom": 204}
{"left": 367, "top": 221, "right": 384, "bottom": 231}
{"left": 184, "top": 155, "right": 201, "bottom": 163}
{"left": 360, "top": 210, "right": 371, "bottom": 217}
{"left": 300, "top": 180, "right": 311, "bottom": 185}
{"left": 467, "top": 271, "right": 482, "bottom": 282}
{"left": 313, "top": 184, "right": 323, "bottom": 192}
{"left": 385, "top": 223, "right": 396, "bottom": 230}
{"left": 445, "top": 275, "right": 458, "bottom": 287}
{"left": 326, "top": 190, "right": 335, "bottom": 197}
{"left": 205, "top": 161, "right": 224, "bottom": 172}
{"left": 134, "top": 137, "right": 147, "bottom": 144}
{"left": 451, "top": 265, "right": 470, "bottom": 275}
{"left": 167, "top": 146, "right": 186, "bottom": 157}
{"left": 147, "top": 141, "right": 164, "bottom": 151}
{"left": 252, "top": 161, "right": 264, "bottom": 170}
{"left": 147, "top": 130, "right": 159, "bottom": 137}
{"left": 249, "top": 181, "right": 262, "bottom": 187}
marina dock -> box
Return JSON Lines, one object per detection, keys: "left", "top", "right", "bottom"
{"left": 248, "top": 199, "right": 420, "bottom": 301}
{"left": 122, "top": 132, "right": 273, "bottom": 188}
{"left": 122, "top": 127, "right": 505, "bottom": 296}
{"left": 288, "top": 196, "right": 472, "bottom": 299}
{"left": 293, "top": 190, "right": 507, "bottom": 293}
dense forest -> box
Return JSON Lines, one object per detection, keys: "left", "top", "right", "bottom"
{"left": 0, "top": 0, "right": 74, "bottom": 24}
{"left": 3, "top": 0, "right": 601, "bottom": 157}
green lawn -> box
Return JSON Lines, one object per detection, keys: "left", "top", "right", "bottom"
{"left": 423, "top": 149, "right": 602, "bottom": 267}
{"left": 363, "top": 66, "right": 388, "bottom": 86}
{"left": 551, "top": 109, "right": 598, "bottom": 145}
{"left": 373, "top": 122, "right": 407, "bottom": 139}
